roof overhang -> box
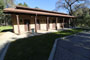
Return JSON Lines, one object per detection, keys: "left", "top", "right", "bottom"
{"left": 3, "top": 6, "right": 76, "bottom": 18}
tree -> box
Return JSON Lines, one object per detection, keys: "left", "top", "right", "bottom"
{"left": 0, "top": 0, "right": 13, "bottom": 26}
{"left": 4, "top": 0, "right": 15, "bottom": 8}
{"left": 73, "top": 6, "right": 90, "bottom": 27}
{"left": 0, "top": 0, "right": 5, "bottom": 25}
{"left": 55, "top": 0, "right": 89, "bottom": 15}
{"left": 23, "top": 2, "right": 28, "bottom": 7}
{"left": 18, "top": 3, "right": 23, "bottom": 6}
{"left": 0, "top": 0, "right": 5, "bottom": 9}
{"left": 35, "top": 7, "right": 39, "bottom": 9}
{"left": 18, "top": 2, "right": 28, "bottom": 7}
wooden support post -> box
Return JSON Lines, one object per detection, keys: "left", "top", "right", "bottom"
{"left": 56, "top": 17, "right": 58, "bottom": 30}
{"left": 71, "top": 18, "right": 72, "bottom": 28}
{"left": 62, "top": 18, "right": 64, "bottom": 29}
{"left": 47, "top": 17, "right": 49, "bottom": 31}
{"left": 72, "top": 18, "right": 75, "bottom": 28}
{"left": 16, "top": 15, "right": 20, "bottom": 34}
{"left": 11, "top": 15, "right": 15, "bottom": 33}
{"left": 69, "top": 18, "right": 71, "bottom": 28}
{"left": 35, "top": 14, "right": 37, "bottom": 33}
{"left": 74, "top": 18, "right": 76, "bottom": 28}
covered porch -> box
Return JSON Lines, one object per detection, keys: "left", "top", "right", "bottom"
{"left": 4, "top": 6, "right": 76, "bottom": 34}
{"left": 14, "top": 14, "right": 75, "bottom": 34}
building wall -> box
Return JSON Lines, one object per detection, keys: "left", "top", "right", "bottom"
{"left": 12, "top": 14, "right": 65, "bottom": 34}
{"left": 57, "top": 23, "right": 61, "bottom": 29}
{"left": 39, "top": 18, "right": 47, "bottom": 30}
{"left": 49, "top": 23, "right": 53, "bottom": 29}
{"left": 30, "top": 16, "right": 35, "bottom": 32}
{"left": 12, "top": 14, "right": 18, "bottom": 34}
{"left": 12, "top": 14, "right": 31, "bottom": 34}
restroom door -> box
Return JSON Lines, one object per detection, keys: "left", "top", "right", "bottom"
{"left": 37, "top": 20, "right": 40, "bottom": 30}
{"left": 24, "top": 19, "right": 30, "bottom": 31}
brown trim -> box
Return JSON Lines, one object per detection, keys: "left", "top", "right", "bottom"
{"left": 4, "top": 8, "right": 76, "bottom": 18}
{"left": 46, "top": 17, "right": 49, "bottom": 31}
{"left": 16, "top": 15, "right": 20, "bottom": 34}
{"left": 35, "top": 14, "right": 37, "bottom": 33}
{"left": 56, "top": 17, "right": 58, "bottom": 30}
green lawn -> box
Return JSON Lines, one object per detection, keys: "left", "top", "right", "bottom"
{"left": 0, "top": 26, "right": 13, "bottom": 32}
{"left": 4, "top": 28, "right": 84, "bottom": 60}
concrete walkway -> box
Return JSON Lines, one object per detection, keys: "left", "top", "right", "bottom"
{"left": 0, "top": 32, "right": 21, "bottom": 60}
{"left": 54, "top": 31, "right": 90, "bottom": 60}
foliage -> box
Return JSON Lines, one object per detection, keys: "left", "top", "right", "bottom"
{"left": 35, "top": 7, "right": 39, "bottom": 9}
{"left": 0, "top": 0, "right": 5, "bottom": 9}
{"left": 18, "top": 2, "right": 28, "bottom": 7}
{"left": 0, "top": 0, "right": 15, "bottom": 26}
{"left": 0, "top": 0, "right": 5, "bottom": 25}
{"left": 73, "top": 6, "right": 90, "bottom": 27}
{"left": 4, "top": 28, "right": 83, "bottom": 60}
{"left": 54, "top": 0, "right": 90, "bottom": 28}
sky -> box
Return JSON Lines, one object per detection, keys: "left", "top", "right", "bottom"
{"left": 15, "top": 0, "right": 68, "bottom": 13}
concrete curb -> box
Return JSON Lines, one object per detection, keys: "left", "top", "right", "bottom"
{"left": 48, "top": 38, "right": 60, "bottom": 60}
{"left": 48, "top": 32, "right": 82, "bottom": 60}
{"left": 0, "top": 41, "right": 10, "bottom": 60}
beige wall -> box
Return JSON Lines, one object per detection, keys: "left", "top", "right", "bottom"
{"left": 12, "top": 14, "right": 31, "bottom": 34}
{"left": 57, "top": 23, "right": 61, "bottom": 29}
{"left": 40, "top": 24, "right": 47, "bottom": 30}
{"left": 49, "top": 23, "right": 53, "bottom": 29}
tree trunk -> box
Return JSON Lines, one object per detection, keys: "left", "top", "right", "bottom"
{"left": 69, "top": 5, "right": 73, "bottom": 16}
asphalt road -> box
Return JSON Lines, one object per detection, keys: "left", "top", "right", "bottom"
{"left": 54, "top": 32, "right": 90, "bottom": 60}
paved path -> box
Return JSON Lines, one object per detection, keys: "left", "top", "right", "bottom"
{"left": 54, "top": 32, "right": 90, "bottom": 60}
{"left": 0, "top": 32, "right": 19, "bottom": 60}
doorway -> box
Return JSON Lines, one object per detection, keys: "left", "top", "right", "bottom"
{"left": 37, "top": 19, "right": 40, "bottom": 30}
{"left": 24, "top": 19, "right": 30, "bottom": 31}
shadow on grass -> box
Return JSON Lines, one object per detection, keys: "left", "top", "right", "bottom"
{"left": 4, "top": 28, "right": 85, "bottom": 60}
{"left": 1, "top": 29, "right": 13, "bottom": 32}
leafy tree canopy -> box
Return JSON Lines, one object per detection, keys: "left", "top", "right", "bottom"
{"left": 18, "top": 2, "right": 28, "bottom": 7}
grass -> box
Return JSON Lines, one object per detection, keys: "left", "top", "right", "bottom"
{"left": 4, "top": 28, "right": 84, "bottom": 60}
{"left": 0, "top": 26, "right": 13, "bottom": 32}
